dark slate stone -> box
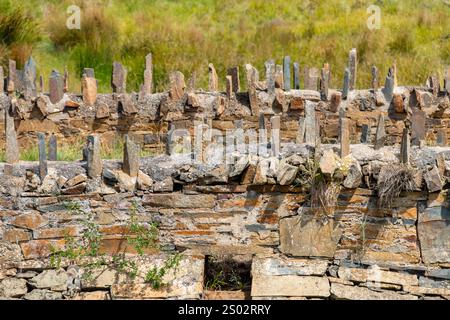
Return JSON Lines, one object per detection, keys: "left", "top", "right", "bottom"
{"left": 293, "top": 62, "right": 300, "bottom": 90}
{"left": 48, "top": 134, "right": 57, "bottom": 161}
{"left": 360, "top": 124, "right": 370, "bottom": 144}
{"left": 342, "top": 68, "right": 350, "bottom": 99}
{"left": 283, "top": 56, "right": 291, "bottom": 91}
{"left": 37, "top": 133, "right": 47, "bottom": 180}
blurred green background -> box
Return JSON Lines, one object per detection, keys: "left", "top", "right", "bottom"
{"left": 0, "top": 0, "right": 449, "bottom": 93}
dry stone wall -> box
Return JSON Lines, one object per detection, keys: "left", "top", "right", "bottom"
{"left": 0, "top": 51, "right": 449, "bottom": 300}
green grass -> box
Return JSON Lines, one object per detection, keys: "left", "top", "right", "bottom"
{"left": 0, "top": 0, "right": 449, "bottom": 93}
{"left": 0, "top": 138, "right": 156, "bottom": 162}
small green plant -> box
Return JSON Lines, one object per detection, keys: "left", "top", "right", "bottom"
{"left": 49, "top": 200, "right": 181, "bottom": 285}
{"left": 144, "top": 253, "right": 182, "bottom": 289}
{"left": 204, "top": 255, "right": 251, "bottom": 291}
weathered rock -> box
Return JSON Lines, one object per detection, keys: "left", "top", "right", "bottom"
{"left": 208, "top": 63, "right": 219, "bottom": 91}
{"left": 0, "top": 242, "right": 23, "bottom": 267}
{"left": 348, "top": 48, "right": 357, "bottom": 90}
{"left": 23, "top": 289, "right": 62, "bottom": 300}
{"left": 276, "top": 161, "right": 298, "bottom": 185}
{"left": 64, "top": 174, "right": 87, "bottom": 188}
{"left": 86, "top": 135, "right": 102, "bottom": 179}
{"left": 338, "top": 266, "right": 418, "bottom": 286}
{"left": 153, "top": 177, "right": 174, "bottom": 192}
{"left": 123, "top": 135, "right": 140, "bottom": 177}
{"left": 28, "top": 269, "right": 68, "bottom": 291}
{"left": 96, "top": 103, "right": 110, "bottom": 119}
{"left": 11, "top": 212, "right": 48, "bottom": 230}
{"left": 424, "top": 165, "right": 443, "bottom": 193}
{"left": 252, "top": 255, "right": 328, "bottom": 276}
{"left": 279, "top": 215, "right": 342, "bottom": 258}
{"left": 0, "top": 278, "right": 27, "bottom": 298}
{"left": 72, "top": 291, "right": 110, "bottom": 300}
{"left": 49, "top": 70, "right": 64, "bottom": 104}
{"left": 227, "top": 66, "right": 240, "bottom": 93}
{"left": 136, "top": 170, "right": 153, "bottom": 190}
{"left": 169, "top": 71, "right": 185, "bottom": 101}
{"left": 330, "top": 283, "right": 417, "bottom": 300}
{"left": 418, "top": 206, "right": 450, "bottom": 264}
{"left": 343, "top": 160, "right": 362, "bottom": 188}
{"left": 112, "top": 62, "right": 127, "bottom": 93}
{"left": 229, "top": 155, "right": 250, "bottom": 178}
{"left": 251, "top": 275, "right": 330, "bottom": 297}
{"left": 320, "top": 149, "right": 338, "bottom": 176}
{"left": 4, "top": 102, "right": 19, "bottom": 164}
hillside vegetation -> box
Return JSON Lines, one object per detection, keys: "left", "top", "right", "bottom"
{"left": 0, "top": 0, "right": 449, "bottom": 93}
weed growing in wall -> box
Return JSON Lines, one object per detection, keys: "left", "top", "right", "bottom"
{"left": 49, "top": 200, "right": 182, "bottom": 288}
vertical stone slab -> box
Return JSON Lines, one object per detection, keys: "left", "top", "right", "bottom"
{"left": 348, "top": 48, "right": 357, "bottom": 90}
{"left": 169, "top": 71, "right": 186, "bottom": 101}
{"left": 270, "top": 116, "right": 281, "bottom": 157}
{"left": 436, "top": 129, "right": 447, "bottom": 147}
{"left": 411, "top": 108, "right": 426, "bottom": 146}
{"left": 445, "top": 66, "right": 450, "bottom": 95}
{"left": 340, "top": 118, "right": 350, "bottom": 158}
{"left": 400, "top": 127, "right": 410, "bottom": 164}
{"left": 7, "top": 60, "right": 16, "bottom": 93}
{"left": 427, "top": 75, "right": 440, "bottom": 97}
{"left": 4, "top": 102, "right": 19, "bottom": 163}
{"left": 374, "top": 114, "right": 386, "bottom": 150}
{"left": 123, "top": 135, "right": 140, "bottom": 177}
{"left": 382, "top": 67, "right": 395, "bottom": 103}
{"left": 258, "top": 113, "right": 268, "bottom": 157}
{"left": 304, "top": 67, "right": 319, "bottom": 90}
{"left": 48, "top": 134, "right": 57, "bottom": 161}
{"left": 86, "top": 135, "right": 102, "bottom": 179}
{"left": 0, "top": 66, "right": 3, "bottom": 92}
{"left": 208, "top": 63, "right": 219, "bottom": 92}
{"left": 194, "top": 120, "right": 204, "bottom": 163}
{"left": 275, "top": 65, "right": 283, "bottom": 89}
{"left": 245, "top": 64, "right": 259, "bottom": 116}
{"left": 142, "top": 53, "right": 153, "bottom": 95}
{"left": 304, "top": 102, "right": 316, "bottom": 144}
{"left": 342, "top": 68, "right": 350, "bottom": 99}
{"left": 83, "top": 68, "right": 95, "bottom": 78}
{"left": 112, "top": 62, "right": 127, "bottom": 93}
{"left": 360, "top": 124, "right": 370, "bottom": 144}
{"left": 329, "top": 92, "right": 341, "bottom": 113}
{"left": 225, "top": 75, "right": 233, "bottom": 99}
{"left": 82, "top": 74, "right": 97, "bottom": 106}
{"left": 49, "top": 70, "right": 64, "bottom": 104}
{"left": 265, "top": 60, "right": 275, "bottom": 95}
{"left": 227, "top": 66, "right": 240, "bottom": 93}
{"left": 283, "top": 56, "right": 291, "bottom": 91}
{"left": 39, "top": 75, "right": 44, "bottom": 94}
{"left": 320, "top": 64, "right": 330, "bottom": 101}
{"left": 371, "top": 66, "right": 378, "bottom": 92}
{"left": 23, "top": 57, "right": 37, "bottom": 99}
{"left": 63, "top": 67, "right": 69, "bottom": 93}
{"left": 296, "top": 117, "right": 305, "bottom": 143}
{"left": 293, "top": 62, "right": 300, "bottom": 90}
{"left": 37, "top": 133, "right": 47, "bottom": 180}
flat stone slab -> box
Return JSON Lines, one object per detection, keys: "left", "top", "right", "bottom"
{"left": 418, "top": 206, "right": 450, "bottom": 264}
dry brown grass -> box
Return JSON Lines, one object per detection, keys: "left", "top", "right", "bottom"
{"left": 377, "top": 164, "right": 416, "bottom": 208}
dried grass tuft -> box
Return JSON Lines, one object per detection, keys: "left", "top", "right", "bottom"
{"left": 377, "top": 164, "right": 416, "bottom": 208}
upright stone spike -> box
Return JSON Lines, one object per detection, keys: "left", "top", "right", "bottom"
{"left": 83, "top": 68, "right": 95, "bottom": 78}
{"left": 225, "top": 75, "right": 233, "bottom": 99}
{"left": 245, "top": 64, "right": 259, "bottom": 115}
{"left": 371, "top": 66, "right": 378, "bottom": 92}
{"left": 49, "top": 70, "right": 64, "bottom": 104}
{"left": 382, "top": 67, "right": 395, "bottom": 103}
{"left": 275, "top": 64, "right": 283, "bottom": 89}
{"left": 7, "top": 60, "right": 16, "bottom": 93}
{"left": 304, "top": 67, "right": 319, "bottom": 90}
{"left": 4, "top": 101, "right": 19, "bottom": 164}
{"left": 142, "top": 53, "right": 153, "bottom": 95}
{"left": 86, "top": 135, "right": 102, "bottom": 179}
{"left": 340, "top": 118, "right": 350, "bottom": 158}
{"left": 283, "top": 56, "right": 291, "bottom": 91}
{"left": 293, "top": 62, "right": 300, "bottom": 89}
{"left": 348, "top": 48, "right": 357, "bottom": 90}
{"left": 392, "top": 62, "right": 398, "bottom": 88}
{"left": 169, "top": 71, "right": 186, "bottom": 101}
{"left": 37, "top": 133, "right": 47, "bottom": 180}
{"left": 360, "top": 124, "right": 371, "bottom": 144}
{"left": 227, "top": 66, "right": 240, "bottom": 93}
{"left": 23, "top": 57, "right": 37, "bottom": 99}
{"left": 208, "top": 63, "right": 219, "bottom": 92}
{"left": 39, "top": 75, "right": 44, "bottom": 94}
{"left": 320, "top": 63, "right": 330, "bottom": 101}
{"left": 123, "top": 135, "right": 140, "bottom": 177}
{"left": 0, "top": 66, "right": 3, "bottom": 92}
{"left": 82, "top": 73, "right": 97, "bottom": 106}
{"left": 112, "top": 62, "right": 127, "bottom": 93}
{"left": 342, "top": 68, "right": 350, "bottom": 99}
{"left": 436, "top": 129, "right": 447, "bottom": 147}
{"left": 304, "top": 102, "right": 316, "bottom": 144}
{"left": 270, "top": 116, "right": 281, "bottom": 157}
{"left": 374, "top": 114, "right": 386, "bottom": 150}
{"left": 445, "top": 66, "right": 450, "bottom": 95}
{"left": 427, "top": 75, "right": 440, "bottom": 97}
{"left": 400, "top": 127, "right": 410, "bottom": 164}
{"left": 63, "top": 67, "right": 69, "bottom": 93}
{"left": 265, "top": 60, "right": 275, "bottom": 95}
{"left": 296, "top": 117, "right": 305, "bottom": 144}
{"left": 48, "top": 133, "right": 57, "bottom": 161}
{"left": 258, "top": 113, "right": 268, "bottom": 157}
